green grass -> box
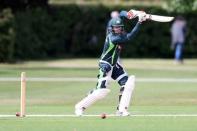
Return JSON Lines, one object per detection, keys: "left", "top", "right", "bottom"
{"left": 1, "top": 117, "right": 197, "bottom": 131}
{"left": 0, "top": 59, "right": 197, "bottom": 131}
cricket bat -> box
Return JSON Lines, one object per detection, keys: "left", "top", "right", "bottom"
{"left": 129, "top": 10, "right": 174, "bottom": 22}
{"left": 146, "top": 14, "right": 174, "bottom": 22}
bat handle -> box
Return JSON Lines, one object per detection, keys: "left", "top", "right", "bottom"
{"left": 129, "top": 9, "right": 141, "bottom": 18}
{"left": 146, "top": 14, "right": 152, "bottom": 20}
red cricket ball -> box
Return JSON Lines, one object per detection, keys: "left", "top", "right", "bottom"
{"left": 15, "top": 112, "right": 20, "bottom": 117}
{"left": 101, "top": 113, "right": 107, "bottom": 119}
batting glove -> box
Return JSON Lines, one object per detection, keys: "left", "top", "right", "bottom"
{"left": 127, "top": 9, "right": 139, "bottom": 19}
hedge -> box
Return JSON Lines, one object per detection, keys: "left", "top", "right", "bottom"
{"left": 0, "top": 8, "right": 15, "bottom": 62}
{"left": 0, "top": 5, "right": 197, "bottom": 62}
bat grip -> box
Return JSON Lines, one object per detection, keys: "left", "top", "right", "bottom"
{"left": 146, "top": 14, "right": 152, "bottom": 20}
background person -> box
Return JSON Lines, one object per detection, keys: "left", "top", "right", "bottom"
{"left": 171, "top": 16, "right": 187, "bottom": 64}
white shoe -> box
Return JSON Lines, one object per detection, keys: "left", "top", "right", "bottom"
{"left": 116, "top": 110, "right": 121, "bottom": 116}
{"left": 75, "top": 108, "right": 84, "bottom": 116}
{"left": 116, "top": 110, "right": 130, "bottom": 116}
{"left": 122, "top": 111, "right": 130, "bottom": 116}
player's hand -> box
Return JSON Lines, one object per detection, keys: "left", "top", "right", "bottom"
{"left": 127, "top": 10, "right": 137, "bottom": 19}
{"left": 138, "top": 11, "right": 147, "bottom": 22}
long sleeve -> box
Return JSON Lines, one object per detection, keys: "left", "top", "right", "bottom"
{"left": 119, "top": 10, "right": 129, "bottom": 19}
{"left": 127, "top": 22, "right": 141, "bottom": 40}
{"left": 110, "top": 22, "right": 141, "bottom": 44}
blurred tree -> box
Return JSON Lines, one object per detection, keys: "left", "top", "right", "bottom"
{"left": 166, "top": 0, "right": 196, "bottom": 13}
{"left": 193, "top": 0, "right": 197, "bottom": 10}
{"left": 0, "top": 0, "right": 48, "bottom": 10}
{"left": 0, "top": 8, "right": 15, "bottom": 62}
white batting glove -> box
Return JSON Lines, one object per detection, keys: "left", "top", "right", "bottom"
{"left": 127, "top": 9, "right": 138, "bottom": 19}
{"left": 138, "top": 11, "right": 147, "bottom": 22}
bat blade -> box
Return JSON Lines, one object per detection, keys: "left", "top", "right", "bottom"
{"left": 148, "top": 14, "right": 174, "bottom": 22}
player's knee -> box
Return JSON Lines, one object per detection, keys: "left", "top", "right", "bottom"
{"left": 97, "top": 79, "right": 109, "bottom": 89}
{"left": 97, "top": 75, "right": 111, "bottom": 89}
{"left": 118, "top": 76, "right": 128, "bottom": 86}
{"left": 125, "top": 75, "right": 135, "bottom": 91}
{"left": 99, "top": 63, "right": 112, "bottom": 77}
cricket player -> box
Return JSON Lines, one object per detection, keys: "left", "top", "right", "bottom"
{"left": 75, "top": 10, "right": 147, "bottom": 116}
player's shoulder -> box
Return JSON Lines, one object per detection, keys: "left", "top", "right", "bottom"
{"left": 108, "top": 33, "right": 119, "bottom": 40}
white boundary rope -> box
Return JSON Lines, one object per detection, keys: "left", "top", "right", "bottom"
{"left": 1, "top": 114, "right": 197, "bottom": 118}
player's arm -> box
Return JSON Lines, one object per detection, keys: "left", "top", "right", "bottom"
{"left": 110, "top": 22, "right": 141, "bottom": 44}
{"left": 111, "top": 12, "right": 147, "bottom": 43}
{"left": 126, "top": 22, "right": 141, "bottom": 40}
{"left": 120, "top": 10, "right": 137, "bottom": 20}
{"left": 119, "top": 10, "right": 132, "bottom": 19}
